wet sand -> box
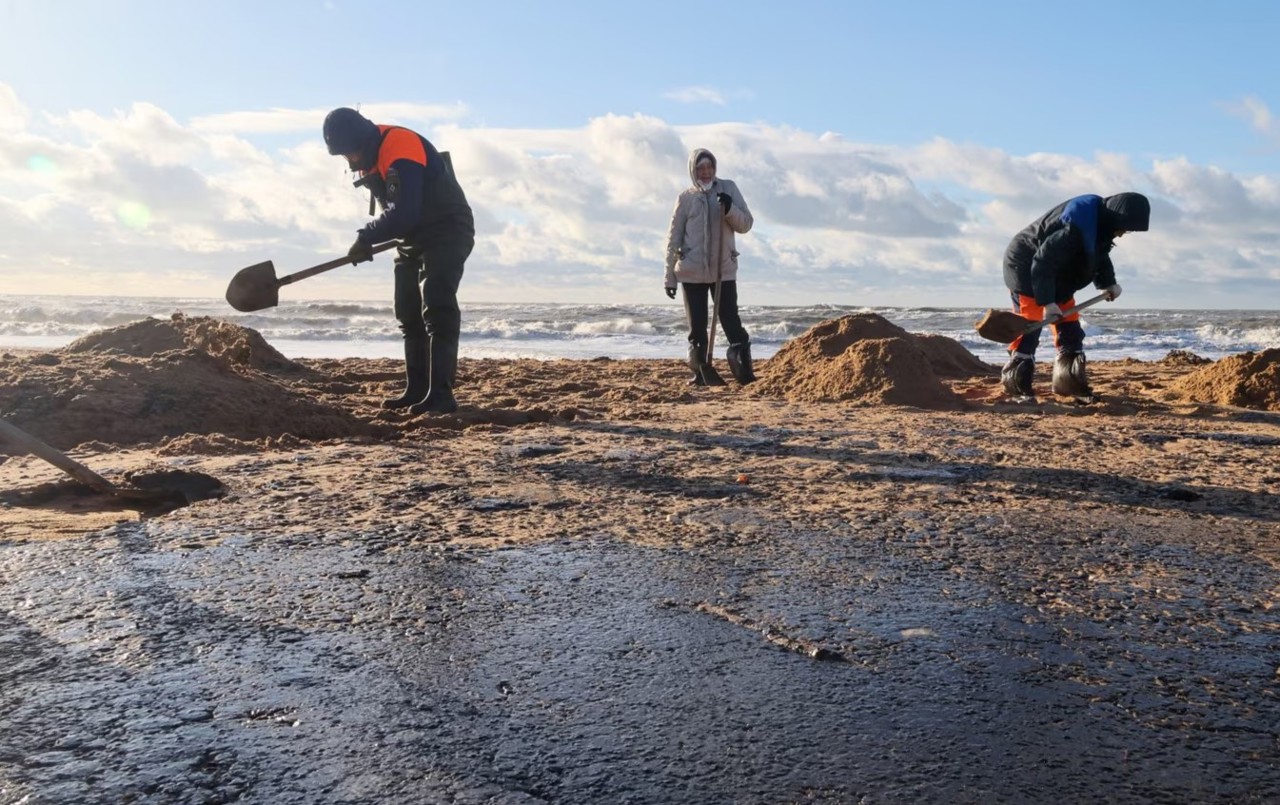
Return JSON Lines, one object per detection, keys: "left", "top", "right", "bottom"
{"left": 3, "top": 320, "right": 1280, "bottom": 802}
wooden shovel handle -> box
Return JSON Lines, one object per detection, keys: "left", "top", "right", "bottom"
{"left": 279, "top": 241, "right": 399, "bottom": 288}
{"left": 707, "top": 204, "right": 725, "bottom": 364}
{"left": 0, "top": 418, "right": 120, "bottom": 495}
{"left": 1024, "top": 292, "right": 1109, "bottom": 334}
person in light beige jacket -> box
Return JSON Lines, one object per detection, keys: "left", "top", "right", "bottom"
{"left": 663, "top": 148, "right": 755, "bottom": 385}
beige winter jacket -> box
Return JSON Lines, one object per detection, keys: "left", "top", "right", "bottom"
{"left": 664, "top": 148, "right": 754, "bottom": 286}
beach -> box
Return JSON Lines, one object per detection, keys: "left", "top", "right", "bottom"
{"left": 2, "top": 313, "right": 1280, "bottom": 802}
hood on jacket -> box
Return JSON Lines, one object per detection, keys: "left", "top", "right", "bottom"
{"left": 1104, "top": 192, "right": 1151, "bottom": 232}
{"left": 688, "top": 148, "right": 717, "bottom": 187}
{"left": 322, "top": 107, "right": 382, "bottom": 173}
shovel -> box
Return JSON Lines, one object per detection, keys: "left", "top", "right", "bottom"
{"left": 694, "top": 201, "right": 728, "bottom": 387}
{"left": 700, "top": 276, "right": 728, "bottom": 387}
{"left": 0, "top": 418, "right": 185, "bottom": 506}
{"left": 225, "top": 242, "right": 398, "bottom": 312}
{"left": 974, "top": 292, "right": 1108, "bottom": 344}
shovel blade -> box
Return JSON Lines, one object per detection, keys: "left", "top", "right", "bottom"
{"left": 225, "top": 261, "right": 281, "bottom": 312}
{"left": 974, "top": 308, "right": 1034, "bottom": 344}
{"left": 694, "top": 363, "right": 728, "bottom": 386}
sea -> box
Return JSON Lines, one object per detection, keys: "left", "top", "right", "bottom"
{"left": 1, "top": 294, "right": 1278, "bottom": 366}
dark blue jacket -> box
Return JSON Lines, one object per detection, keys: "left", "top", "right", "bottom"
{"left": 355, "top": 125, "right": 474, "bottom": 248}
{"left": 1003, "top": 193, "right": 1150, "bottom": 304}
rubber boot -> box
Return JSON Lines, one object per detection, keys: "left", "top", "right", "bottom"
{"left": 687, "top": 342, "right": 726, "bottom": 386}
{"left": 687, "top": 342, "right": 704, "bottom": 385}
{"left": 1001, "top": 353, "right": 1035, "bottom": 401}
{"left": 409, "top": 337, "right": 459, "bottom": 415}
{"left": 381, "top": 339, "right": 429, "bottom": 409}
{"left": 726, "top": 341, "right": 756, "bottom": 385}
{"left": 1052, "top": 350, "right": 1092, "bottom": 400}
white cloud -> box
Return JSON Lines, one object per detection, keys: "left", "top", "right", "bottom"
{"left": 664, "top": 86, "right": 727, "bottom": 106}
{"left": 1149, "top": 157, "right": 1280, "bottom": 225}
{"left": 2, "top": 83, "right": 1280, "bottom": 307}
{"left": 0, "top": 84, "right": 29, "bottom": 133}
{"left": 191, "top": 108, "right": 329, "bottom": 135}
{"left": 1224, "top": 95, "right": 1275, "bottom": 136}
{"left": 903, "top": 138, "right": 1141, "bottom": 206}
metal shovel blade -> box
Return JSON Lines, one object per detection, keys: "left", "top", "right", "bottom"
{"left": 225, "top": 260, "right": 281, "bottom": 312}
{"left": 974, "top": 309, "right": 1033, "bottom": 344}
{"left": 974, "top": 293, "right": 1109, "bottom": 345}
{"left": 225, "top": 243, "right": 398, "bottom": 313}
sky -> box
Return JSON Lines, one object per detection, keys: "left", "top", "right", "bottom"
{"left": 3, "top": 0, "right": 1280, "bottom": 309}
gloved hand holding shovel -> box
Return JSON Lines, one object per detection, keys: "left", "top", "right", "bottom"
{"left": 974, "top": 292, "right": 1108, "bottom": 344}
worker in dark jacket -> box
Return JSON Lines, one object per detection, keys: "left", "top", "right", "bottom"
{"left": 323, "top": 107, "right": 475, "bottom": 415}
{"left": 1001, "top": 192, "right": 1150, "bottom": 402}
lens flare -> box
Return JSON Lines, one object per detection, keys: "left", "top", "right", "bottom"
{"left": 116, "top": 201, "right": 152, "bottom": 229}
{"left": 27, "top": 155, "right": 56, "bottom": 174}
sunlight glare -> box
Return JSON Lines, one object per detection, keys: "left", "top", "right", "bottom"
{"left": 116, "top": 201, "right": 153, "bottom": 229}
{"left": 27, "top": 155, "right": 56, "bottom": 174}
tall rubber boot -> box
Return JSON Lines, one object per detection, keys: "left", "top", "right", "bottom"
{"left": 726, "top": 341, "right": 756, "bottom": 384}
{"left": 381, "top": 339, "right": 429, "bottom": 409}
{"left": 687, "top": 342, "right": 726, "bottom": 386}
{"left": 1001, "top": 353, "right": 1035, "bottom": 401}
{"left": 1052, "top": 350, "right": 1092, "bottom": 400}
{"left": 687, "top": 342, "right": 704, "bottom": 385}
{"left": 409, "top": 337, "right": 459, "bottom": 415}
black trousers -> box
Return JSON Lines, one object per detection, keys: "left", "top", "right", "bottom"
{"left": 682, "top": 280, "right": 749, "bottom": 347}
{"left": 392, "top": 239, "right": 474, "bottom": 347}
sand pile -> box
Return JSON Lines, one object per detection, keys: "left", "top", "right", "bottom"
{"left": 65, "top": 313, "right": 303, "bottom": 373}
{"left": 1161, "top": 349, "right": 1212, "bottom": 367}
{"left": 0, "top": 317, "right": 380, "bottom": 452}
{"left": 752, "top": 314, "right": 975, "bottom": 409}
{"left": 1164, "top": 348, "right": 1280, "bottom": 410}
{"left": 913, "top": 333, "right": 999, "bottom": 379}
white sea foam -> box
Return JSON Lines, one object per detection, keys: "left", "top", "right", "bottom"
{"left": 0, "top": 293, "right": 1276, "bottom": 364}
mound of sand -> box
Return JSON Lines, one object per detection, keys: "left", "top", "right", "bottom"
{"left": 65, "top": 313, "right": 303, "bottom": 373}
{"left": 752, "top": 314, "right": 971, "bottom": 409}
{"left": 0, "top": 317, "right": 381, "bottom": 451}
{"left": 914, "top": 333, "right": 999, "bottom": 379}
{"left": 1160, "top": 349, "right": 1212, "bottom": 367}
{"left": 1164, "top": 348, "right": 1280, "bottom": 410}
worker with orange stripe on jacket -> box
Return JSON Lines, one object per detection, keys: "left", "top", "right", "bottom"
{"left": 1001, "top": 192, "right": 1150, "bottom": 402}
{"left": 323, "top": 107, "right": 475, "bottom": 415}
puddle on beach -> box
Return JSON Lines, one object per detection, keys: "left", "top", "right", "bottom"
{"left": 1, "top": 527, "right": 1276, "bottom": 802}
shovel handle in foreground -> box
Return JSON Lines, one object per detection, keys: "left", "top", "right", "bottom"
{"left": 0, "top": 417, "right": 117, "bottom": 495}
{"left": 0, "top": 417, "right": 166, "bottom": 501}
{"left": 974, "top": 292, "right": 1109, "bottom": 344}
{"left": 225, "top": 242, "right": 399, "bottom": 312}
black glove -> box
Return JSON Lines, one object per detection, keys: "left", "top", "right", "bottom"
{"left": 665, "top": 286, "right": 677, "bottom": 299}
{"left": 347, "top": 236, "right": 374, "bottom": 264}
{"left": 717, "top": 192, "right": 732, "bottom": 214}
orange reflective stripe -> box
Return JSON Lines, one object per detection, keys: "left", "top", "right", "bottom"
{"left": 1014, "top": 293, "right": 1041, "bottom": 321}
{"left": 375, "top": 126, "right": 428, "bottom": 176}
{"left": 1014, "top": 293, "right": 1080, "bottom": 323}
{"left": 1011, "top": 293, "right": 1079, "bottom": 351}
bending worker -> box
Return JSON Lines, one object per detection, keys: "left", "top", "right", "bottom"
{"left": 323, "top": 107, "right": 475, "bottom": 415}
{"left": 1001, "top": 192, "right": 1150, "bottom": 402}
